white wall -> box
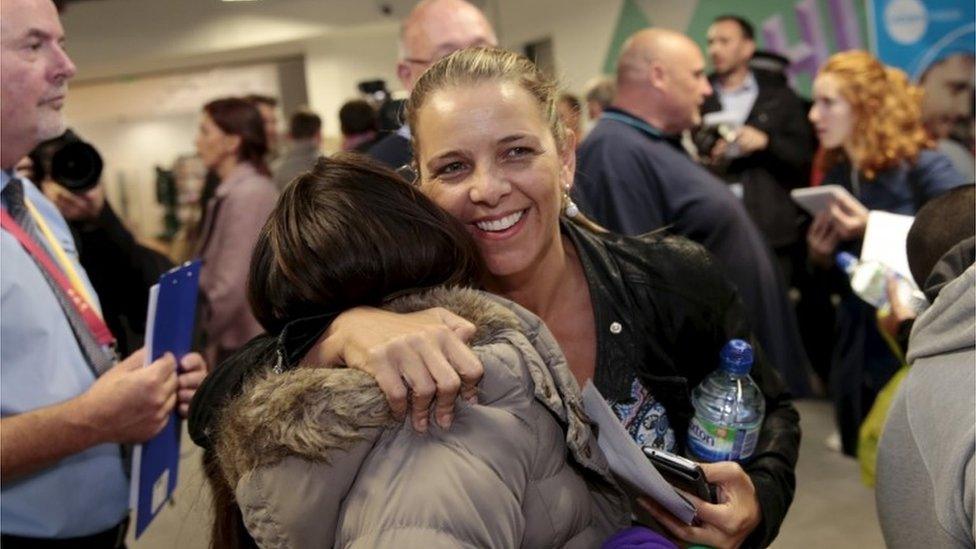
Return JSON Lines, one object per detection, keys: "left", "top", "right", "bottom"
{"left": 496, "top": 0, "right": 620, "bottom": 95}
{"left": 495, "top": 0, "right": 700, "bottom": 96}
{"left": 64, "top": 64, "right": 281, "bottom": 237}
{"left": 303, "top": 23, "right": 401, "bottom": 141}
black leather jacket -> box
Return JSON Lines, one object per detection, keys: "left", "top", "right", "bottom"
{"left": 564, "top": 220, "right": 800, "bottom": 548}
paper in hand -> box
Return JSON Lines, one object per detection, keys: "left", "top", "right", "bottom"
{"left": 581, "top": 381, "right": 698, "bottom": 524}
{"left": 862, "top": 211, "right": 916, "bottom": 286}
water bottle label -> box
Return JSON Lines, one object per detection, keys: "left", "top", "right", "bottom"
{"left": 687, "top": 416, "right": 760, "bottom": 462}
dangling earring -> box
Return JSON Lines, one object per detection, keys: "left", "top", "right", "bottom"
{"left": 563, "top": 188, "right": 579, "bottom": 218}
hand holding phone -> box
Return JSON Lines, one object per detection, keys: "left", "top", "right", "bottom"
{"left": 643, "top": 447, "right": 719, "bottom": 504}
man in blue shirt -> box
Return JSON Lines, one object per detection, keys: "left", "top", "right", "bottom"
{"left": 699, "top": 15, "right": 815, "bottom": 289}
{"left": 574, "top": 28, "right": 813, "bottom": 397}
{"left": 0, "top": 1, "right": 206, "bottom": 545}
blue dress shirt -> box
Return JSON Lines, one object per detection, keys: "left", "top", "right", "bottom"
{"left": 0, "top": 170, "right": 129, "bottom": 538}
{"left": 715, "top": 71, "right": 759, "bottom": 128}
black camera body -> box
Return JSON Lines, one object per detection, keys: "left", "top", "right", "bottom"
{"left": 29, "top": 129, "right": 104, "bottom": 193}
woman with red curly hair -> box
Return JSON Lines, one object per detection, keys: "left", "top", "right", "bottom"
{"left": 805, "top": 50, "right": 967, "bottom": 456}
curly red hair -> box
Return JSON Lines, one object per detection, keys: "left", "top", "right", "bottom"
{"left": 815, "top": 50, "right": 933, "bottom": 180}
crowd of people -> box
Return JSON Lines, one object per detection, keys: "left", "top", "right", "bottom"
{"left": 1, "top": 0, "right": 972, "bottom": 548}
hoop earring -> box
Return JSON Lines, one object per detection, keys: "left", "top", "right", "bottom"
{"left": 563, "top": 191, "right": 579, "bottom": 218}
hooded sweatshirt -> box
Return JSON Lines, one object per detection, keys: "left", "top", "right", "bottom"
{"left": 876, "top": 240, "right": 975, "bottom": 549}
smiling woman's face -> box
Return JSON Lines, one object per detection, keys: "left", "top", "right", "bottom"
{"left": 415, "top": 79, "right": 574, "bottom": 280}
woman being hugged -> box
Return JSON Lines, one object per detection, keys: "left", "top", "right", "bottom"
{"left": 194, "top": 97, "right": 279, "bottom": 365}
{"left": 805, "top": 50, "right": 967, "bottom": 455}
{"left": 197, "top": 155, "right": 630, "bottom": 548}
{"left": 193, "top": 48, "right": 800, "bottom": 549}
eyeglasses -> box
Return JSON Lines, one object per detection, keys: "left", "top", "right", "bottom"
{"left": 395, "top": 164, "right": 419, "bottom": 186}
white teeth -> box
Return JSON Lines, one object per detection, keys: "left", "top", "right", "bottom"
{"left": 476, "top": 210, "right": 524, "bottom": 232}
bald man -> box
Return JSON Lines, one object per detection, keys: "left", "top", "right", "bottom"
{"left": 575, "top": 29, "right": 812, "bottom": 405}
{"left": 367, "top": 0, "right": 497, "bottom": 169}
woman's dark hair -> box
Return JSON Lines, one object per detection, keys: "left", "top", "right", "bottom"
{"left": 247, "top": 153, "right": 485, "bottom": 334}
{"left": 203, "top": 97, "right": 270, "bottom": 176}
{"left": 204, "top": 449, "right": 259, "bottom": 549}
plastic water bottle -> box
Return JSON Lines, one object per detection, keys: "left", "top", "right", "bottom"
{"left": 835, "top": 251, "right": 927, "bottom": 311}
{"left": 687, "top": 340, "right": 765, "bottom": 463}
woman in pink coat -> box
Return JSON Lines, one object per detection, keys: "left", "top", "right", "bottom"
{"left": 194, "top": 97, "right": 278, "bottom": 365}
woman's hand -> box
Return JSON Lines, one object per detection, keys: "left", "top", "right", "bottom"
{"left": 640, "top": 461, "right": 762, "bottom": 549}
{"left": 308, "top": 306, "right": 484, "bottom": 433}
{"left": 806, "top": 210, "right": 841, "bottom": 269}
{"left": 827, "top": 194, "right": 869, "bottom": 241}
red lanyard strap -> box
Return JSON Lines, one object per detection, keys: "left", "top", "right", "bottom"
{"left": 1, "top": 208, "right": 115, "bottom": 347}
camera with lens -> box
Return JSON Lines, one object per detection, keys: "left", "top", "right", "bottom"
{"left": 693, "top": 122, "right": 738, "bottom": 160}
{"left": 357, "top": 79, "right": 405, "bottom": 132}
{"left": 28, "top": 129, "right": 104, "bottom": 193}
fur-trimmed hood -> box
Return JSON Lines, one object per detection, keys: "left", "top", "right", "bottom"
{"left": 214, "top": 287, "right": 629, "bottom": 548}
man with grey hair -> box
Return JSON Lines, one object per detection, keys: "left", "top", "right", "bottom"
{"left": 575, "top": 29, "right": 812, "bottom": 404}
{"left": 367, "top": 0, "right": 497, "bottom": 168}
{"left": 1, "top": 0, "right": 206, "bottom": 543}
{"left": 583, "top": 75, "right": 615, "bottom": 121}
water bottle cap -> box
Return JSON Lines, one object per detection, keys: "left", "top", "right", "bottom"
{"left": 835, "top": 251, "right": 857, "bottom": 272}
{"left": 720, "top": 339, "right": 753, "bottom": 375}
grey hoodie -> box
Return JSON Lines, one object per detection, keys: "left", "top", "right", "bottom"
{"left": 876, "top": 243, "right": 975, "bottom": 549}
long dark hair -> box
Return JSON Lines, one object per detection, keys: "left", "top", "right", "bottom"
{"left": 206, "top": 153, "right": 484, "bottom": 548}
{"left": 248, "top": 152, "right": 485, "bottom": 335}
{"left": 203, "top": 97, "right": 270, "bottom": 176}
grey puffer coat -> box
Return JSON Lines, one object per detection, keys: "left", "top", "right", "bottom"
{"left": 213, "top": 288, "right": 631, "bottom": 548}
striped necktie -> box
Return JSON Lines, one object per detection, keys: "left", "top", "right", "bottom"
{"left": 2, "top": 178, "right": 116, "bottom": 375}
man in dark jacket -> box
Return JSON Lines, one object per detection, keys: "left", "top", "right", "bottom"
{"left": 697, "top": 15, "right": 831, "bottom": 383}
{"left": 698, "top": 15, "right": 816, "bottom": 287}
{"left": 575, "top": 28, "right": 813, "bottom": 397}
{"left": 273, "top": 109, "right": 323, "bottom": 189}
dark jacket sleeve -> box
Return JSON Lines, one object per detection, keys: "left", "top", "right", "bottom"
{"left": 575, "top": 137, "right": 666, "bottom": 235}
{"left": 188, "top": 333, "right": 278, "bottom": 451}
{"left": 708, "top": 253, "right": 800, "bottom": 548}
{"left": 755, "top": 87, "right": 815, "bottom": 185}
{"left": 654, "top": 236, "right": 800, "bottom": 548}
{"left": 909, "top": 150, "right": 968, "bottom": 205}
{"left": 75, "top": 201, "right": 172, "bottom": 349}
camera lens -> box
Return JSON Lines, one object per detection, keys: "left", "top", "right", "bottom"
{"left": 51, "top": 140, "right": 103, "bottom": 193}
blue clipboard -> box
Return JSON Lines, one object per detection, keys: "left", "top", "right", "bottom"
{"left": 129, "top": 260, "right": 201, "bottom": 539}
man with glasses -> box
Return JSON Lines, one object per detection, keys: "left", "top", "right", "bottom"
{"left": 367, "top": 0, "right": 497, "bottom": 169}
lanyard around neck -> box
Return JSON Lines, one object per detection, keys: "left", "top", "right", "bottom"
{"left": 23, "top": 196, "right": 100, "bottom": 311}
{"left": 0, "top": 207, "right": 115, "bottom": 347}
{"left": 601, "top": 111, "right": 665, "bottom": 140}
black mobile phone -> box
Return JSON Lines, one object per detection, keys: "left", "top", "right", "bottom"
{"left": 642, "top": 447, "right": 719, "bottom": 504}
